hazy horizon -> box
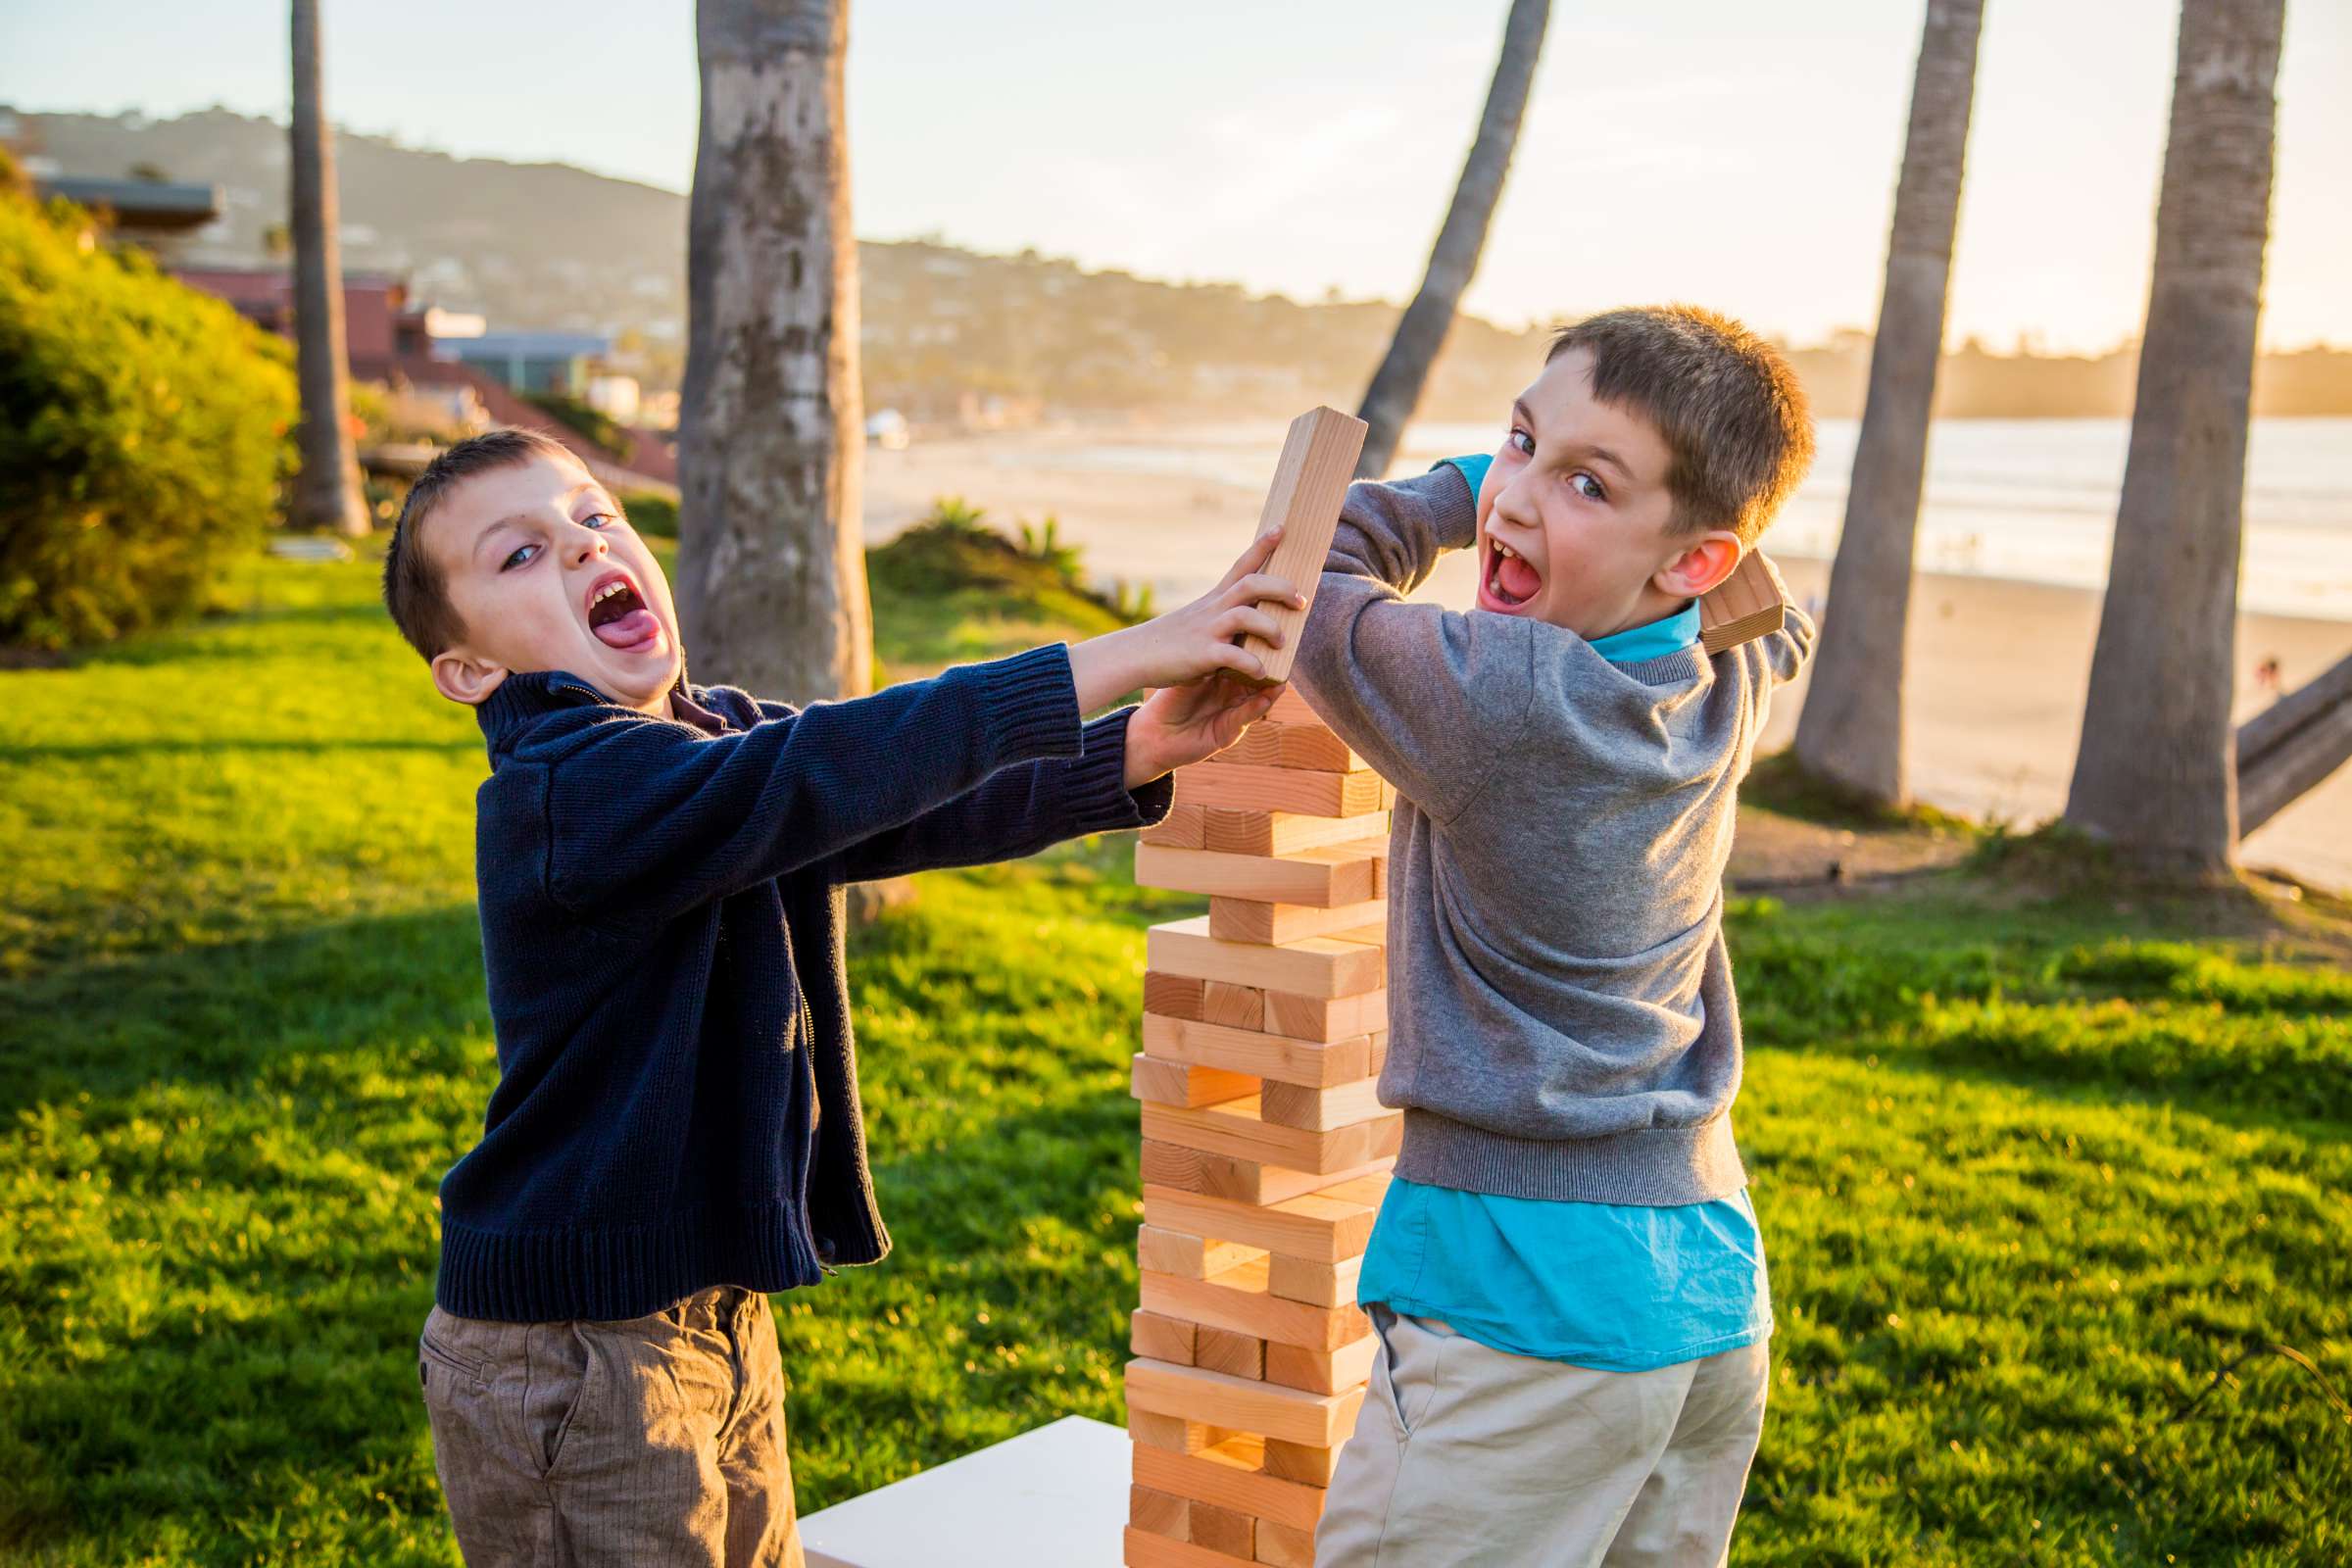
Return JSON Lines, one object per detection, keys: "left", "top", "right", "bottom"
{"left": 2, "top": 0, "right": 2344, "bottom": 355}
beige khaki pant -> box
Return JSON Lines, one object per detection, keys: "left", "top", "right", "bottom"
{"left": 418, "top": 1285, "right": 803, "bottom": 1568}
{"left": 1315, "top": 1307, "right": 1769, "bottom": 1567}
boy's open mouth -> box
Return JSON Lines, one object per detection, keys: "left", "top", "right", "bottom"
{"left": 1481, "top": 534, "right": 1543, "bottom": 612}
{"left": 585, "top": 571, "right": 662, "bottom": 651}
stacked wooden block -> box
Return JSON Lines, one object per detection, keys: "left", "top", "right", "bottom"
{"left": 1122, "top": 687, "right": 1397, "bottom": 1568}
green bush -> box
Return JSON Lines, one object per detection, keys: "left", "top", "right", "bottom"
{"left": 618, "top": 490, "right": 678, "bottom": 537}
{"left": 522, "top": 391, "right": 628, "bottom": 457}
{"left": 0, "top": 191, "right": 295, "bottom": 650}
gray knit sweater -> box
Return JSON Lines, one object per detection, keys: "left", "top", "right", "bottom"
{"left": 1289, "top": 466, "right": 1815, "bottom": 1204}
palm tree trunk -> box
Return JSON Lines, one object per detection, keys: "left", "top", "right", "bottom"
{"left": 2063, "top": 0, "right": 2283, "bottom": 877}
{"left": 286, "top": 0, "right": 366, "bottom": 536}
{"left": 1791, "top": 0, "right": 1984, "bottom": 807}
{"left": 1352, "top": 0, "right": 1549, "bottom": 480}
{"left": 677, "top": 0, "right": 873, "bottom": 703}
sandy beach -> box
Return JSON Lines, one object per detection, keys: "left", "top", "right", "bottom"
{"left": 866, "top": 428, "right": 2352, "bottom": 892}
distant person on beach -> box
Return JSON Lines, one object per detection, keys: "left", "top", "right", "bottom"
{"left": 1290, "top": 307, "right": 1818, "bottom": 1566}
{"left": 378, "top": 426, "right": 1299, "bottom": 1565}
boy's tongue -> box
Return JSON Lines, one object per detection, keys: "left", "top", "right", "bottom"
{"left": 593, "top": 608, "right": 660, "bottom": 649}
{"left": 1498, "top": 553, "right": 1542, "bottom": 602}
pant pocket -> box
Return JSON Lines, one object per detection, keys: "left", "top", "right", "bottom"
{"left": 521, "top": 1322, "right": 599, "bottom": 1480}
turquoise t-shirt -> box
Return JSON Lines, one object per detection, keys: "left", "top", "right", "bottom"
{"left": 1354, "top": 458, "right": 1770, "bottom": 1372}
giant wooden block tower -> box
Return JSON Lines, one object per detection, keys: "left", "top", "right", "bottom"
{"left": 1119, "top": 411, "right": 1789, "bottom": 1567}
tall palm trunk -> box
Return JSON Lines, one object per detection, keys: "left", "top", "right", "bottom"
{"left": 677, "top": 0, "right": 872, "bottom": 703}
{"left": 2063, "top": 0, "right": 2283, "bottom": 876}
{"left": 1792, "top": 0, "right": 1984, "bottom": 806}
{"left": 1352, "top": 0, "right": 1549, "bottom": 479}
{"left": 286, "top": 0, "right": 365, "bottom": 536}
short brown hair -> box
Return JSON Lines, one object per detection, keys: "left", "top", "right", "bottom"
{"left": 1546, "top": 306, "right": 1814, "bottom": 545}
{"left": 381, "top": 426, "right": 582, "bottom": 661}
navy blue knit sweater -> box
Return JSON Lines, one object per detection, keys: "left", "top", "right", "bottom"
{"left": 438, "top": 643, "right": 1171, "bottom": 1322}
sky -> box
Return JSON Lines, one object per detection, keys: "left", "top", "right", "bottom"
{"left": 2, "top": 0, "right": 2345, "bottom": 353}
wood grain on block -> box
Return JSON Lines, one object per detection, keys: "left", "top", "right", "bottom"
{"left": 1140, "top": 1259, "right": 1371, "bottom": 1352}
{"left": 1264, "top": 1332, "right": 1378, "bottom": 1396}
{"left": 1260, "top": 1440, "right": 1344, "bottom": 1489}
{"left": 1237, "top": 406, "right": 1368, "bottom": 686}
{"left": 1257, "top": 1077, "right": 1390, "bottom": 1133}
{"left": 1267, "top": 1250, "right": 1364, "bottom": 1308}
{"left": 1200, "top": 982, "right": 1265, "bottom": 1032}
{"left": 1254, "top": 1517, "right": 1318, "bottom": 1568}
{"left": 1265, "top": 687, "right": 1322, "bottom": 726}
{"left": 1143, "top": 1178, "right": 1385, "bottom": 1265}
{"left": 1143, "top": 971, "right": 1206, "bottom": 1022}
{"left": 1190, "top": 1500, "right": 1254, "bottom": 1559}
{"left": 1149, "top": 916, "right": 1384, "bottom": 1000}
{"left": 1203, "top": 808, "right": 1392, "bottom": 858}
{"left": 1142, "top": 1094, "right": 1402, "bottom": 1176}
{"left": 1209, "top": 895, "right": 1388, "bottom": 947}
{"left": 1367, "top": 1030, "right": 1390, "bottom": 1077}
{"left": 1122, "top": 1526, "right": 1257, "bottom": 1568}
{"left": 1176, "top": 762, "right": 1385, "bottom": 818}
{"left": 1130, "top": 1409, "right": 1239, "bottom": 1456}
{"left": 1262, "top": 988, "right": 1388, "bottom": 1045}
{"left": 1132, "top": 1441, "right": 1328, "bottom": 1534}
{"left": 1132, "top": 1054, "right": 1260, "bottom": 1109}
{"left": 1194, "top": 1325, "right": 1265, "bottom": 1380}
{"left": 1143, "top": 1014, "right": 1373, "bottom": 1087}
{"left": 1222, "top": 720, "right": 1365, "bottom": 774}
{"left": 1139, "top": 1140, "right": 1394, "bottom": 1207}
{"left": 1142, "top": 804, "right": 1209, "bottom": 849}
{"left": 1139, "top": 1223, "right": 1267, "bottom": 1281}
{"left": 1697, "top": 550, "right": 1788, "bottom": 654}
{"left": 1135, "top": 841, "right": 1386, "bottom": 908}
{"left": 1126, "top": 1356, "right": 1366, "bottom": 1446}
{"left": 1131, "top": 1309, "right": 1199, "bottom": 1366}
{"left": 1131, "top": 1483, "right": 1194, "bottom": 1542}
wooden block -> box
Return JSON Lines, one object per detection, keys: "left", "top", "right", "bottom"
{"left": 1366, "top": 1030, "right": 1389, "bottom": 1077}
{"left": 1140, "top": 1140, "right": 1393, "bottom": 1207}
{"left": 1126, "top": 1356, "right": 1365, "bottom": 1447}
{"left": 1132, "top": 1483, "right": 1194, "bottom": 1542}
{"left": 1262, "top": 989, "right": 1388, "bottom": 1045}
{"left": 1149, "top": 916, "right": 1384, "bottom": 1000}
{"left": 1131, "top": 1409, "right": 1238, "bottom": 1455}
{"left": 1264, "top": 1332, "right": 1378, "bottom": 1395}
{"left": 1176, "top": 762, "right": 1385, "bottom": 819}
{"left": 1132, "top": 1309, "right": 1199, "bottom": 1366}
{"left": 1195, "top": 1325, "right": 1264, "bottom": 1380}
{"left": 1140, "top": 1224, "right": 1268, "bottom": 1281}
{"left": 1134, "top": 840, "right": 1386, "bottom": 908}
{"left": 1237, "top": 405, "right": 1368, "bottom": 685}
{"left": 1203, "top": 808, "right": 1392, "bottom": 858}
{"left": 1144, "top": 971, "right": 1206, "bottom": 1021}
{"left": 1257, "top": 1077, "right": 1389, "bottom": 1133}
{"left": 1267, "top": 1251, "right": 1364, "bottom": 1307}
{"left": 1142, "top": 804, "right": 1209, "bottom": 849}
{"left": 1123, "top": 1526, "right": 1257, "bottom": 1568}
{"left": 1191, "top": 1501, "right": 1255, "bottom": 1559}
{"left": 1143, "top": 1177, "right": 1386, "bottom": 1265}
{"left": 1261, "top": 1440, "right": 1343, "bottom": 1489}
{"left": 1141, "top": 1260, "right": 1370, "bottom": 1352}
{"left": 1266, "top": 687, "right": 1321, "bottom": 726}
{"left": 1697, "top": 549, "right": 1788, "bottom": 654}
{"left": 1222, "top": 720, "right": 1365, "bottom": 774}
{"left": 1142, "top": 1013, "right": 1371, "bottom": 1088}
{"left": 1254, "top": 1518, "right": 1317, "bottom": 1568}
{"left": 1209, "top": 896, "right": 1387, "bottom": 947}
{"left": 1133, "top": 1440, "right": 1327, "bottom": 1534}
{"left": 1142, "top": 1094, "right": 1403, "bottom": 1176}
{"left": 1133, "top": 1054, "right": 1260, "bottom": 1109}
{"left": 1201, "top": 982, "right": 1265, "bottom": 1032}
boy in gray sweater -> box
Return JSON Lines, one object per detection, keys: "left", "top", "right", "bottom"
{"left": 1292, "top": 306, "right": 1818, "bottom": 1567}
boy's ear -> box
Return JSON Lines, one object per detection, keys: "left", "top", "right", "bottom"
{"left": 1654, "top": 531, "right": 1743, "bottom": 601}
{"left": 431, "top": 647, "right": 511, "bottom": 707}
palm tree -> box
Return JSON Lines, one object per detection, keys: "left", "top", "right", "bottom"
{"left": 676, "top": 0, "right": 873, "bottom": 703}
{"left": 2063, "top": 0, "right": 2285, "bottom": 876}
{"left": 1792, "top": 0, "right": 1984, "bottom": 807}
{"left": 286, "top": 0, "right": 366, "bottom": 536}
{"left": 1352, "top": 0, "right": 1549, "bottom": 479}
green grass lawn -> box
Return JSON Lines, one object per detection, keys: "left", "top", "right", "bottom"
{"left": 4, "top": 545, "right": 2348, "bottom": 1565}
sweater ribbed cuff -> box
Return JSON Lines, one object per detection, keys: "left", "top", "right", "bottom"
{"left": 976, "top": 643, "right": 1085, "bottom": 768}
{"left": 1425, "top": 462, "right": 1483, "bottom": 552}
{"left": 1391, "top": 1107, "right": 1747, "bottom": 1205}
{"left": 1060, "top": 709, "right": 1174, "bottom": 834}
{"left": 435, "top": 1200, "right": 826, "bottom": 1323}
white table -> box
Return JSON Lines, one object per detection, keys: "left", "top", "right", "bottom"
{"left": 801, "top": 1415, "right": 1131, "bottom": 1568}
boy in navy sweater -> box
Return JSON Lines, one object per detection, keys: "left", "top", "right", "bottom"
{"left": 382, "top": 428, "right": 1298, "bottom": 1566}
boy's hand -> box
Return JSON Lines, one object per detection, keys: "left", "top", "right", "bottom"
{"left": 1068, "top": 529, "right": 1304, "bottom": 712}
{"left": 1125, "top": 674, "right": 1282, "bottom": 789}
